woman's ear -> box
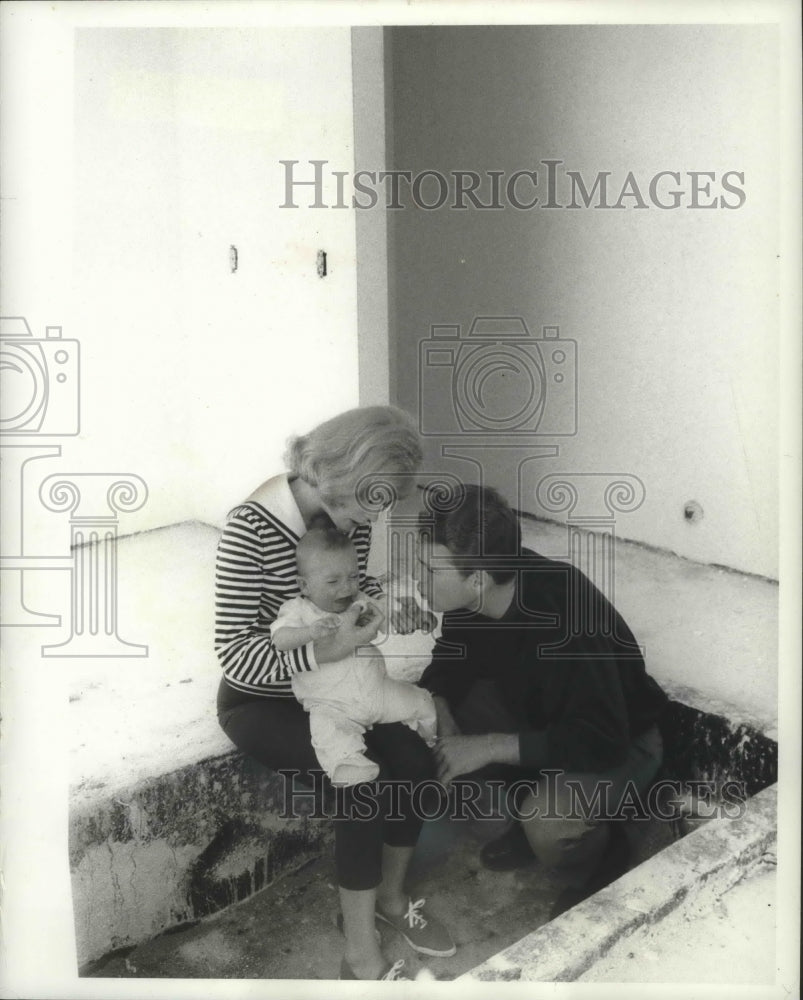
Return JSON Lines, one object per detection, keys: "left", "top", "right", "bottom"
{"left": 297, "top": 575, "right": 308, "bottom": 596}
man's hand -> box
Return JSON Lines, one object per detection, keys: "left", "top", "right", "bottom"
{"left": 389, "top": 596, "right": 437, "bottom": 635}
{"left": 389, "top": 600, "right": 419, "bottom": 635}
{"left": 433, "top": 735, "right": 494, "bottom": 786}
{"left": 433, "top": 732, "right": 520, "bottom": 785}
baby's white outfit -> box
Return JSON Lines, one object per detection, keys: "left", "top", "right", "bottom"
{"left": 274, "top": 595, "right": 437, "bottom": 786}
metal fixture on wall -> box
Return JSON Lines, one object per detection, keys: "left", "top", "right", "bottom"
{"left": 684, "top": 500, "right": 704, "bottom": 523}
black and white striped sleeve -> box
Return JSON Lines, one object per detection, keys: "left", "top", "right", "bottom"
{"left": 214, "top": 505, "right": 313, "bottom": 696}
{"left": 352, "top": 524, "right": 384, "bottom": 598}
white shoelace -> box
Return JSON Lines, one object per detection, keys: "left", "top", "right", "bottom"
{"left": 382, "top": 959, "right": 407, "bottom": 981}
{"left": 404, "top": 897, "right": 428, "bottom": 930}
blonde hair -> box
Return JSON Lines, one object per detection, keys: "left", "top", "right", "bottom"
{"left": 285, "top": 406, "right": 422, "bottom": 506}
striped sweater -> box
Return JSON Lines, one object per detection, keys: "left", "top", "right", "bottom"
{"left": 215, "top": 475, "right": 381, "bottom": 698}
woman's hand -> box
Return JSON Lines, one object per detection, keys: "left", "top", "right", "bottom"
{"left": 313, "top": 601, "right": 385, "bottom": 663}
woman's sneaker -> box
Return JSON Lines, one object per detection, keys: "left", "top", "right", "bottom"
{"left": 339, "top": 957, "right": 409, "bottom": 980}
{"left": 376, "top": 898, "right": 456, "bottom": 957}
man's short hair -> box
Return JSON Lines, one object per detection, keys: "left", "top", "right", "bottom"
{"left": 420, "top": 483, "right": 521, "bottom": 584}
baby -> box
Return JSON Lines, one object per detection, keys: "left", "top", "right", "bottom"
{"left": 272, "top": 525, "right": 437, "bottom": 786}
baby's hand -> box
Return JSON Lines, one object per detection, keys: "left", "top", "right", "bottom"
{"left": 313, "top": 601, "right": 385, "bottom": 661}
{"left": 309, "top": 615, "right": 341, "bottom": 640}
{"left": 417, "top": 719, "right": 438, "bottom": 746}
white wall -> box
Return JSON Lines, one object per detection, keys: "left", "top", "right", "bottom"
{"left": 352, "top": 27, "right": 391, "bottom": 407}
{"left": 76, "top": 28, "right": 363, "bottom": 531}
{"left": 4, "top": 27, "right": 362, "bottom": 544}
{"left": 387, "top": 26, "right": 779, "bottom": 579}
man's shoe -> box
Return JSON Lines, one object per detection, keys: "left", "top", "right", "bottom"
{"left": 376, "top": 898, "right": 456, "bottom": 957}
{"left": 549, "top": 822, "right": 633, "bottom": 919}
{"left": 339, "top": 957, "right": 409, "bottom": 980}
{"left": 479, "top": 822, "right": 536, "bottom": 871}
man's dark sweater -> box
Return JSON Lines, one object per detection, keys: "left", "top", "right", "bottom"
{"left": 419, "top": 549, "right": 668, "bottom": 774}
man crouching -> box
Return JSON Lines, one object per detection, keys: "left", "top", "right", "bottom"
{"left": 414, "top": 484, "right": 669, "bottom": 917}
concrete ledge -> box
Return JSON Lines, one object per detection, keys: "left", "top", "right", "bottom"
{"left": 660, "top": 692, "right": 778, "bottom": 796}
{"left": 71, "top": 689, "right": 777, "bottom": 972}
{"left": 71, "top": 751, "right": 332, "bottom": 971}
{"left": 460, "top": 783, "right": 777, "bottom": 982}
{"left": 65, "top": 518, "right": 778, "bottom": 972}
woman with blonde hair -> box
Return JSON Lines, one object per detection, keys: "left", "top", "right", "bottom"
{"left": 215, "top": 405, "right": 454, "bottom": 980}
